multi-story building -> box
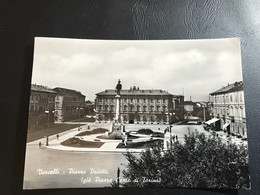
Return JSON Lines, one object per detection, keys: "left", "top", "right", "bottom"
{"left": 28, "top": 84, "right": 57, "bottom": 130}
{"left": 85, "top": 100, "right": 95, "bottom": 116}
{"left": 95, "top": 86, "right": 184, "bottom": 124}
{"left": 53, "top": 87, "right": 85, "bottom": 122}
{"left": 209, "top": 81, "right": 247, "bottom": 138}
{"left": 184, "top": 101, "right": 195, "bottom": 117}
{"left": 173, "top": 95, "right": 185, "bottom": 121}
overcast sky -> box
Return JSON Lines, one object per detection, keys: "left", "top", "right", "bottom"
{"left": 31, "top": 37, "right": 243, "bottom": 101}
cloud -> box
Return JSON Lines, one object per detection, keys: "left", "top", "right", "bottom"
{"left": 32, "top": 38, "right": 243, "bottom": 101}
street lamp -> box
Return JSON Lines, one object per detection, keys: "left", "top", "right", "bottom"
{"left": 44, "top": 110, "right": 55, "bottom": 146}
{"left": 76, "top": 107, "right": 84, "bottom": 131}
{"left": 117, "top": 167, "right": 120, "bottom": 187}
{"left": 202, "top": 105, "right": 206, "bottom": 122}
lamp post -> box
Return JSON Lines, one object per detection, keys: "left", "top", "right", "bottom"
{"left": 77, "top": 107, "right": 83, "bottom": 131}
{"left": 202, "top": 105, "right": 206, "bottom": 122}
{"left": 44, "top": 110, "right": 55, "bottom": 146}
{"left": 117, "top": 167, "right": 120, "bottom": 187}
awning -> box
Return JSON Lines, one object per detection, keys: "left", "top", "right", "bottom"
{"left": 223, "top": 123, "right": 230, "bottom": 130}
{"left": 205, "top": 118, "right": 220, "bottom": 125}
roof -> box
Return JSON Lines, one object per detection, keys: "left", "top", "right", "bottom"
{"left": 210, "top": 81, "right": 243, "bottom": 95}
{"left": 53, "top": 87, "right": 85, "bottom": 97}
{"left": 184, "top": 101, "right": 196, "bottom": 105}
{"left": 96, "top": 89, "right": 173, "bottom": 96}
{"left": 31, "top": 84, "right": 57, "bottom": 94}
{"left": 173, "top": 95, "right": 184, "bottom": 98}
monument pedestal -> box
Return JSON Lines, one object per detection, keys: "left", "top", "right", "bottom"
{"left": 110, "top": 94, "right": 123, "bottom": 134}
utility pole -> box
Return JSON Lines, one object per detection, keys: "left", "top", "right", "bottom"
{"left": 117, "top": 167, "right": 120, "bottom": 187}
{"left": 203, "top": 106, "right": 206, "bottom": 122}
{"left": 45, "top": 110, "right": 50, "bottom": 146}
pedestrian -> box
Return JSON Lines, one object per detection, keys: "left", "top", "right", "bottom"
{"left": 124, "top": 134, "right": 127, "bottom": 146}
{"left": 172, "top": 134, "right": 176, "bottom": 142}
{"left": 39, "top": 142, "right": 42, "bottom": 149}
{"left": 56, "top": 134, "right": 59, "bottom": 140}
{"left": 176, "top": 135, "right": 178, "bottom": 141}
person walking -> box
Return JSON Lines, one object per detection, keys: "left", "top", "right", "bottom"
{"left": 56, "top": 134, "right": 59, "bottom": 140}
{"left": 39, "top": 142, "right": 42, "bottom": 149}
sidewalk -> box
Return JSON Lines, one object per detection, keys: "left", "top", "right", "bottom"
{"left": 210, "top": 130, "right": 248, "bottom": 146}
{"left": 28, "top": 123, "right": 246, "bottom": 153}
{"left": 28, "top": 124, "right": 146, "bottom": 153}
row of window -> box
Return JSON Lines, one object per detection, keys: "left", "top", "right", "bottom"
{"left": 55, "top": 102, "right": 84, "bottom": 107}
{"left": 63, "top": 96, "right": 84, "bottom": 102}
{"left": 97, "top": 114, "right": 167, "bottom": 122}
{"left": 213, "top": 106, "right": 244, "bottom": 118}
{"left": 98, "top": 98, "right": 168, "bottom": 104}
{"left": 30, "top": 94, "right": 55, "bottom": 102}
{"left": 99, "top": 105, "right": 168, "bottom": 112}
{"left": 211, "top": 92, "right": 243, "bottom": 104}
{"left": 30, "top": 104, "right": 54, "bottom": 112}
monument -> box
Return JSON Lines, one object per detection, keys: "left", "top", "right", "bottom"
{"left": 109, "top": 80, "right": 123, "bottom": 133}
{"left": 103, "top": 80, "right": 126, "bottom": 144}
{"left": 115, "top": 80, "right": 122, "bottom": 123}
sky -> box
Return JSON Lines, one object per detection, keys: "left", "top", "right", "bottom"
{"left": 31, "top": 37, "right": 243, "bottom": 102}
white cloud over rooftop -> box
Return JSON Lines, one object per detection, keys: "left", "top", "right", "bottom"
{"left": 32, "top": 37, "right": 243, "bottom": 101}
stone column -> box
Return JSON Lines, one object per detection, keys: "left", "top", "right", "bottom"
{"left": 115, "top": 95, "right": 121, "bottom": 123}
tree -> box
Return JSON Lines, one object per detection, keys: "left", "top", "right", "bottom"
{"left": 121, "top": 131, "right": 250, "bottom": 189}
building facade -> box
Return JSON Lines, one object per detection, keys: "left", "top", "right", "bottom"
{"left": 28, "top": 84, "right": 57, "bottom": 130}
{"left": 209, "top": 81, "right": 247, "bottom": 138}
{"left": 53, "top": 88, "right": 85, "bottom": 122}
{"left": 85, "top": 100, "right": 95, "bottom": 116}
{"left": 95, "top": 87, "right": 184, "bottom": 124}
{"left": 184, "top": 101, "right": 195, "bottom": 118}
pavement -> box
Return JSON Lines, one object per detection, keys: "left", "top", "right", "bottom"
{"left": 28, "top": 123, "right": 147, "bottom": 153}
{"left": 214, "top": 130, "right": 248, "bottom": 146}
{"left": 28, "top": 122, "right": 247, "bottom": 153}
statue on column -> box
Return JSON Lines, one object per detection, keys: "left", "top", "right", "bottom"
{"left": 116, "top": 80, "right": 122, "bottom": 95}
